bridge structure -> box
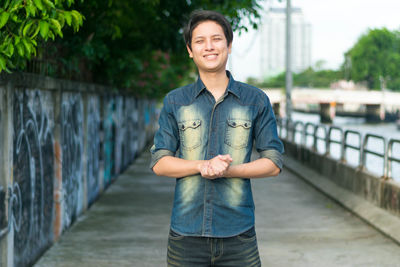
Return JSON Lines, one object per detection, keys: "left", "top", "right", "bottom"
{"left": 266, "top": 88, "right": 400, "bottom": 123}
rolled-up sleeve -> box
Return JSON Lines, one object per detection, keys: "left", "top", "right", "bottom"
{"left": 149, "top": 95, "right": 179, "bottom": 169}
{"left": 254, "top": 93, "right": 284, "bottom": 170}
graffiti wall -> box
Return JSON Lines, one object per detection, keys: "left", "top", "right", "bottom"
{"left": 123, "top": 97, "right": 139, "bottom": 167}
{"left": 12, "top": 90, "right": 55, "bottom": 267}
{"left": 114, "top": 96, "right": 124, "bottom": 174}
{"left": 103, "top": 96, "right": 116, "bottom": 186}
{"left": 0, "top": 73, "right": 157, "bottom": 267}
{"left": 61, "top": 93, "right": 84, "bottom": 230}
{"left": 86, "top": 96, "right": 100, "bottom": 205}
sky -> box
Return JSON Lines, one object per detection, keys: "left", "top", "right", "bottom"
{"left": 229, "top": 0, "right": 400, "bottom": 82}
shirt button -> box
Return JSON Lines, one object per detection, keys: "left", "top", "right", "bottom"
{"left": 193, "top": 122, "right": 196, "bottom": 126}
{"left": 181, "top": 125, "right": 185, "bottom": 129}
{"left": 232, "top": 122, "right": 236, "bottom": 126}
{"left": 244, "top": 123, "right": 248, "bottom": 127}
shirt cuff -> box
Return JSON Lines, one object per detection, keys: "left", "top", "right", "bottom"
{"left": 149, "top": 148, "right": 175, "bottom": 170}
{"left": 259, "top": 149, "right": 283, "bottom": 171}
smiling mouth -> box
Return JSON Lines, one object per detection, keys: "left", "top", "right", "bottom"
{"left": 204, "top": 54, "right": 218, "bottom": 59}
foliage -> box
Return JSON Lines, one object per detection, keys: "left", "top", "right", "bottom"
{"left": 44, "top": 0, "right": 264, "bottom": 97}
{"left": 344, "top": 28, "right": 400, "bottom": 91}
{"left": 0, "top": 0, "right": 84, "bottom": 72}
{"left": 295, "top": 68, "right": 343, "bottom": 88}
{"left": 248, "top": 67, "right": 343, "bottom": 89}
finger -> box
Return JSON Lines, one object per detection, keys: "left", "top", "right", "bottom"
{"left": 209, "top": 160, "right": 224, "bottom": 170}
{"left": 213, "top": 164, "right": 226, "bottom": 174}
{"left": 207, "top": 165, "right": 215, "bottom": 176}
{"left": 218, "top": 154, "right": 229, "bottom": 161}
{"left": 219, "top": 154, "right": 232, "bottom": 163}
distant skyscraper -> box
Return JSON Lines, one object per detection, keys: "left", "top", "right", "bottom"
{"left": 260, "top": 7, "right": 312, "bottom": 77}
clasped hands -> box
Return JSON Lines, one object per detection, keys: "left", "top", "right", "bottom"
{"left": 200, "top": 154, "right": 233, "bottom": 179}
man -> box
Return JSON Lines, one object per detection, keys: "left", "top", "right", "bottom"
{"left": 150, "top": 10, "right": 284, "bottom": 266}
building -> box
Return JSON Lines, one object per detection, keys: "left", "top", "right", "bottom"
{"left": 260, "top": 7, "right": 312, "bottom": 77}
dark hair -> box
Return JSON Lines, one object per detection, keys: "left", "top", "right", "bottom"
{"left": 184, "top": 10, "right": 233, "bottom": 50}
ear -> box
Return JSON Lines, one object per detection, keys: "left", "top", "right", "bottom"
{"left": 187, "top": 45, "right": 193, "bottom": 58}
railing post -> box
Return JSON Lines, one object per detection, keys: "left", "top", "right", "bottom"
{"left": 385, "top": 141, "right": 390, "bottom": 179}
{"left": 340, "top": 131, "right": 346, "bottom": 163}
{"left": 361, "top": 135, "right": 367, "bottom": 171}
{"left": 325, "top": 126, "right": 331, "bottom": 156}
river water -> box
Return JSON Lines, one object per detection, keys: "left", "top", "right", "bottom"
{"left": 287, "top": 112, "right": 400, "bottom": 181}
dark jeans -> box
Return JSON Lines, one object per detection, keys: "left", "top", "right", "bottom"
{"left": 167, "top": 227, "right": 261, "bottom": 267}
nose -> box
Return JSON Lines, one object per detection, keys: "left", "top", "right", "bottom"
{"left": 205, "top": 38, "right": 214, "bottom": 50}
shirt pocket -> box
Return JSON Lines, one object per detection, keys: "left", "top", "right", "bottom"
{"left": 178, "top": 119, "right": 202, "bottom": 150}
{"left": 224, "top": 119, "right": 252, "bottom": 149}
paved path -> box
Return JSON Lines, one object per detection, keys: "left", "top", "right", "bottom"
{"left": 35, "top": 151, "right": 400, "bottom": 267}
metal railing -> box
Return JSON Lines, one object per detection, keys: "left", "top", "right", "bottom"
{"left": 293, "top": 121, "right": 304, "bottom": 144}
{"left": 277, "top": 117, "right": 400, "bottom": 181}
{"left": 304, "top": 122, "right": 315, "bottom": 149}
{"left": 362, "top": 134, "right": 386, "bottom": 175}
{"left": 343, "top": 130, "right": 362, "bottom": 166}
{"left": 327, "top": 126, "right": 343, "bottom": 159}
{"left": 314, "top": 125, "right": 327, "bottom": 154}
{"left": 387, "top": 139, "right": 400, "bottom": 179}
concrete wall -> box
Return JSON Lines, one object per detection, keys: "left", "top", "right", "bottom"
{"left": 283, "top": 140, "right": 400, "bottom": 218}
{"left": 0, "top": 73, "right": 157, "bottom": 267}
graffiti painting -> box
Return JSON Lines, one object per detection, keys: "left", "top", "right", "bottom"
{"left": 86, "top": 96, "right": 100, "bottom": 205}
{"left": 61, "top": 93, "right": 84, "bottom": 229}
{"left": 103, "top": 97, "right": 116, "bottom": 186}
{"left": 12, "top": 90, "right": 55, "bottom": 267}
{"left": 124, "top": 97, "right": 139, "bottom": 167}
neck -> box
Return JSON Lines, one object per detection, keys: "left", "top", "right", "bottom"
{"left": 199, "top": 69, "right": 229, "bottom": 96}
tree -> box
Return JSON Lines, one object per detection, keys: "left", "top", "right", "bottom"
{"left": 249, "top": 67, "right": 343, "bottom": 89}
{"left": 344, "top": 28, "right": 400, "bottom": 91}
{"left": 46, "top": 0, "right": 265, "bottom": 97}
{"left": 1, "top": 1, "right": 265, "bottom": 97}
{"left": 0, "top": 0, "right": 84, "bottom": 72}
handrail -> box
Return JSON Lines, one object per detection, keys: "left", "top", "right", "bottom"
{"left": 287, "top": 119, "right": 295, "bottom": 142}
{"left": 304, "top": 122, "right": 316, "bottom": 149}
{"left": 293, "top": 121, "right": 305, "bottom": 144}
{"left": 362, "top": 134, "right": 386, "bottom": 176}
{"left": 278, "top": 119, "right": 400, "bottom": 181}
{"left": 314, "top": 124, "right": 327, "bottom": 154}
{"left": 327, "top": 126, "right": 343, "bottom": 158}
{"left": 387, "top": 139, "right": 400, "bottom": 179}
{"left": 343, "top": 130, "right": 362, "bottom": 165}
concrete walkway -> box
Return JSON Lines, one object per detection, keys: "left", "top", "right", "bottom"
{"left": 35, "top": 151, "right": 400, "bottom": 267}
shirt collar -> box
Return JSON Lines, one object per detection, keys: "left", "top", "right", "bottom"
{"left": 194, "top": 70, "right": 241, "bottom": 99}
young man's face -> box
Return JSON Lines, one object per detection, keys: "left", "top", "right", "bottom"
{"left": 187, "top": 20, "right": 232, "bottom": 74}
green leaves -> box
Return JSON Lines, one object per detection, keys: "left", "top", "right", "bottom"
{"left": 0, "top": 11, "right": 10, "bottom": 28}
{"left": 0, "top": 0, "right": 85, "bottom": 73}
{"left": 0, "top": 55, "right": 7, "bottom": 71}
{"left": 345, "top": 28, "right": 400, "bottom": 90}
{"left": 33, "top": 0, "right": 44, "bottom": 11}
{"left": 39, "top": 20, "right": 49, "bottom": 38}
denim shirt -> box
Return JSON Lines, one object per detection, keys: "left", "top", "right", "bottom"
{"left": 150, "top": 71, "right": 284, "bottom": 238}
